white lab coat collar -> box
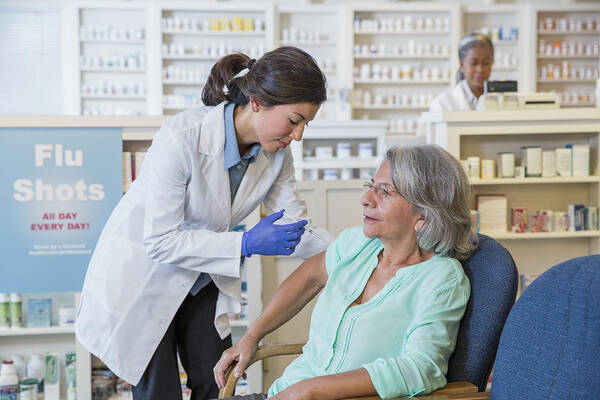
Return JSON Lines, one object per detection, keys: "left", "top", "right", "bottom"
{"left": 198, "top": 102, "right": 226, "bottom": 155}
{"left": 459, "top": 80, "right": 479, "bottom": 110}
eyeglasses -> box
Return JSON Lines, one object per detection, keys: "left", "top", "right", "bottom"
{"left": 362, "top": 181, "right": 401, "bottom": 200}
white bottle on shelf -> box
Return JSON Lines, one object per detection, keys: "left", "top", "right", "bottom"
{"left": 10, "top": 355, "right": 26, "bottom": 382}
{"left": 27, "top": 354, "right": 45, "bottom": 388}
{"left": 0, "top": 360, "right": 19, "bottom": 400}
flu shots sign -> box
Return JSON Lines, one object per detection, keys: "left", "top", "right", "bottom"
{"left": 0, "top": 128, "right": 122, "bottom": 292}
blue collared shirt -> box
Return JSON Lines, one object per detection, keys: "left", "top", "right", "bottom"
{"left": 190, "top": 102, "right": 261, "bottom": 296}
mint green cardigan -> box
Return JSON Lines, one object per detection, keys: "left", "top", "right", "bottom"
{"left": 268, "top": 226, "right": 470, "bottom": 398}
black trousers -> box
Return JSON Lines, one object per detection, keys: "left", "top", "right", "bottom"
{"left": 133, "top": 281, "right": 232, "bottom": 400}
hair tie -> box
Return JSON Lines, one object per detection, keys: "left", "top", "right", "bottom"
{"left": 247, "top": 58, "right": 256, "bottom": 70}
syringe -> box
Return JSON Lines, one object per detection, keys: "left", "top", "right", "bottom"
{"left": 281, "top": 211, "right": 329, "bottom": 243}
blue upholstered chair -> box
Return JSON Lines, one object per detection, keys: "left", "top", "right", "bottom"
{"left": 490, "top": 255, "right": 600, "bottom": 399}
{"left": 446, "top": 233, "right": 519, "bottom": 392}
{"left": 219, "top": 233, "right": 518, "bottom": 398}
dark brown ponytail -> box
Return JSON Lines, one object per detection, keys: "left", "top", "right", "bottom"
{"left": 201, "top": 46, "right": 327, "bottom": 107}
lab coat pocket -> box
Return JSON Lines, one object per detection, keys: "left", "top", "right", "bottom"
{"left": 86, "top": 236, "right": 155, "bottom": 320}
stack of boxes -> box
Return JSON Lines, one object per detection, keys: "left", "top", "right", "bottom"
{"left": 464, "top": 143, "right": 596, "bottom": 234}
{"left": 461, "top": 143, "right": 590, "bottom": 180}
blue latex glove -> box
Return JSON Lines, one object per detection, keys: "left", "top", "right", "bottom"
{"left": 241, "top": 210, "right": 307, "bottom": 257}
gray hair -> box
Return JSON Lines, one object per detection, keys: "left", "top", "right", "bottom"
{"left": 457, "top": 33, "right": 494, "bottom": 82}
{"left": 385, "top": 144, "right": 478, "bottom": 261}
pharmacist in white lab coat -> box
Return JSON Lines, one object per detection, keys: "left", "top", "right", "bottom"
{"left": 75, "top": 47, "right": 332, "bottom": 400}
{"left": 429, "top": 34, "right": 494, "bottom": 112}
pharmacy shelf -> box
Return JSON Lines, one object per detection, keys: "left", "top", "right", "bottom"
{"left": 354, "top": 79, "right": 451, "bottom": 85}
{"left": 386, "top": 134, "right": 423, "bottom": 143}
{"left": 469, "top": 176, "right": 600, "bottom": 185}
{"left": 162, "top": 80, "right": 206, "bottom": 85}
{"left": 485, "top": 231, "right": 600, "bottom": 240}
{"left": 162, "top": 55, "right": 219, "bottom": 60}
{"left": 300, "top": 121, "right": 388, "bottom": 139}
{"left": 562, "top": 103, "right": 596, "bottom": 108}
{"left": 79, "top": 39, "right": 145, "bottom": 44}
{"left": 279, "top": 41, "right": 336, "bottom": 46}
{"left": 538, "top": 78, "right": 597, "bottom": 83}
{"left": 537, "top": 55, "right": 599, "bottom": 59}
{"left": 81, "top": 94, "right": 146, "bottom": 100}
{"left": 354, "top": 30, "right": 451, "bottom": 35}
{"left": 493, "top": 66, "right": 518, "bottom": 72}
{"left": 388, "top": 130, "right": 417, "bottom": 135}
{"left": 0, "top": 326, "right": 75, "bottom": 337}
{"left": 538, "top": 30, "right": 600, "bottom": 35}
{"left": 298, "top": 157, "right": 379, "bottom": 169}
{"left": 354, "top": 105, "right": 429, "bottom": 111}
{"left": 80, "top": 68, "right": 146, "bottom": 73}
{"left": 162, "top": 29, "right": 265, "bottom": 36}
{"left": 354, "top": 54, "right": 449, "bottom": 60}
{"left": 492, "top": 40, "right": 519, "bottom": 46}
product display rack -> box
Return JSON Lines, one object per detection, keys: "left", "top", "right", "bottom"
{"left": 533, "top": 4, "right": 600, "bottom": 108}
{"left": 469, "top": 176, "right": 600, "bottom": 185}
{"left": 64, "top": 2, "right": 600, "bottom": 117}
{"left": 0, "top": 291, "right": 91, "bottom": 400}
{"left": 64, "top": 2, "right": 152, "bottom": 116}
{"left": 424, "top": 108, "right": 600, "bottom": 285}
{"left": 348, "top": 4, "right": 461, "bottom": 138}
{"left": 289, "top": 120, "right": 387, "bottom": 181}
{"left": 276, "top": 5, "right": 348, "bottom": 121}
{"left": 462, "top": 5, "right": 529, "bottom": 86}
{"left": 157, "top": 3, "right": 274, "bottom": 115}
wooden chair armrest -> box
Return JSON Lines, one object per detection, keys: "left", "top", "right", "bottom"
{"left": 414, "top": 393, "right": 490, "bottom": 400}
{"left": 343, "top": 381, "right": 480, "bottom": 400}
{"left": 218, "top": 342, "right": 306, "bottom": 398}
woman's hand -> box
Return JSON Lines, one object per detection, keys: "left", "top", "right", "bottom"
{"left": 213, "top": 333, "right": 260, "bottom": 389}
{"left": 267, "top": 380, "right": 314, "bottom": 400}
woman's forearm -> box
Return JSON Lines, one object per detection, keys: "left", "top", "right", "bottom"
{"left": 299, "top": 368, "right": 377, "bottom": 400}
{"left": 246, "top": 252, "right": 327, "bottom": 341}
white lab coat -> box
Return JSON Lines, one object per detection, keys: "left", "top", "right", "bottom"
{"left": 429, "top": 80, "right": 480, "bottom": 112}
{"left": 75, "top": 102, "right": 329, "bottom": 385}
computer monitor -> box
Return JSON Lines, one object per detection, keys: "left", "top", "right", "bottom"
{"left": 485, "top": 80, "right": 518, "bottom": 93}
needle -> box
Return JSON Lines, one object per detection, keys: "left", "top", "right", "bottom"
{"left": 282, "top": 211, "right": 329, "bottom": 243}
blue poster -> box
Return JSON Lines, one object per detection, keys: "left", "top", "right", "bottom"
{"left": 0, "top": 127, "right": 122, "bottom": 292}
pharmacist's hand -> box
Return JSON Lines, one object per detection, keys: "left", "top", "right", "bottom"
{"left": 214, "top": 333, "right": 259, "bottom": 389}
{"left": 241, "top": 209, "right": 307, "bottom": 256}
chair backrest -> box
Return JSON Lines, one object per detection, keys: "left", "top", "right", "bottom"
{"left": 490, "top": 255, "right": 600, "bottom": 399}
{"left": 446, "top": 233, "right": 518, "bottom": 392}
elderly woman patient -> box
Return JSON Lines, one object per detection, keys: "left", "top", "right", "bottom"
{"left": 214, "top": 144, "right": 478, "bottom": 400}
